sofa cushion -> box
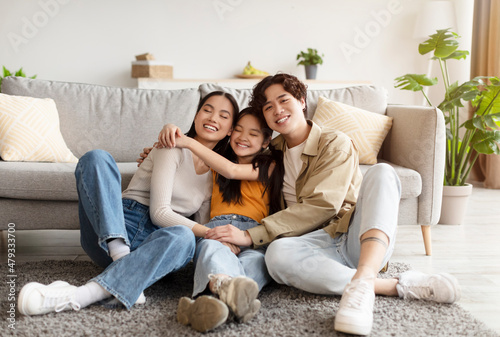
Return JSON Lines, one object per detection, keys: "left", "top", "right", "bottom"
{"left": 199, "top": 83, "right": 388, "bottom": 120}
{"left": 1, "top": 77, "right": 201, "bottom": 162}
{"left": 0, "top": 93, "right": 78, "bottom": 163}
{"left": 199, "top": 83, "right": 253, "bottom": 110}
{"left": 306, "top": 85, "right": 388, "bottom": 119}
{"left": 0, "top": 161, "right": 138, "bottom": 200}
{"left": 360, "top": 161, "right": 422, "bottom": 199}
{"left": 313, "top": 97, "right": 393, "bottom": 165}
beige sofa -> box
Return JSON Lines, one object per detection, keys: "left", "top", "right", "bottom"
{"left": 0, "top": 77, "right": 445, "bottom": 255}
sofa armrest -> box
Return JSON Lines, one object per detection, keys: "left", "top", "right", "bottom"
{"left": 381, "top": 105, "right": 445, "bottom": 226}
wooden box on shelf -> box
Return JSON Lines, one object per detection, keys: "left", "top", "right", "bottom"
{"left": 131, "top": 61, "right": 173, "bottom": 79}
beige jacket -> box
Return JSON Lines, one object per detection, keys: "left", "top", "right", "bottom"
{"left": 247, "top": 121, "right": 363, "bottom": 248}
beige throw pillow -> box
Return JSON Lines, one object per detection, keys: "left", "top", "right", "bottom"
{"left": 0, "top": 93, "right": 78, "bottom": 163}
{"left": 313, "top": 96, "right": 392, "bottom": 165}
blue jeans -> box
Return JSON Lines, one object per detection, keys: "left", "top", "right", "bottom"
{"left": 75, "top": 150, "right": 196, "bottom": 309}
{"left": 192, "top": 214, "right": 271, "bottom": 297}
{"left": 265, "top": 163, "right": 402, "bottom": 295}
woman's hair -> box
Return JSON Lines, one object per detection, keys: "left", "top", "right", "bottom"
{"left": 216, "top": 107, "right": 284, "bottom": 215}
{"left": 249, "top": 73, "right": 308, "bottom": 117}
{"left": 186, "top": 91, "right": 240, "bottom": 155}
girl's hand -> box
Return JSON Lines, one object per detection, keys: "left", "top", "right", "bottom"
{"left": 205, "top": 225, "right": 252, "bottom": 247}
{"left": 158, "top": 124, "right": 183, "bottom": 148}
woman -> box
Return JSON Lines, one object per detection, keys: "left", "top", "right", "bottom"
{"left": 17, "top": 91, "right": 239, "bottom": 315}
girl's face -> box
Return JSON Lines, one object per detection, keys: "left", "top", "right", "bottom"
{"left": 193, "top": 95, "right": 234, "bottom": 146}
{"left": 262, "top": 83, "right": 306, "bottom": 136}
{"left": 230, "top": 114, "right": 270, "bottom": 164}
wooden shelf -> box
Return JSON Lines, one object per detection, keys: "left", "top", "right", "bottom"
{"left": 137, "top": 78, "right": 371, "bottom": 90}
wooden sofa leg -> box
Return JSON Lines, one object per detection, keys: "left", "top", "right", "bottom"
{"left": 421, "top": 225, "right": 432, "bottom": 256}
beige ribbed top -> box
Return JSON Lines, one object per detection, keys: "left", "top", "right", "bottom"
{"left": 122, "top": 147, "right": 212, "bottom": 229}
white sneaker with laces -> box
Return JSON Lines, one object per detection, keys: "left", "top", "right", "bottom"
{"left": 18, "top": 281, "right": 81, "bottom": 316}
{"left": 334, "top": 278, "right": 375, "bottom": 336}
{"left": 397, "top": 270, "right": 461, "bottom": 303}
{"left": 209, "top": 275, "right": 261, "bottom": 323}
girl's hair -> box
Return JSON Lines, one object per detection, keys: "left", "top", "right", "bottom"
{"left": 249, "top": 73, "right": 308, "bottom": 117}
{"left": 216, "top": 107, "right": 284, "bottom": 215}
{"left": 186, "top": 91, "right": 240, "bottom": 155}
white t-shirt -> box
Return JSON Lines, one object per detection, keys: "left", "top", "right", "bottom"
{"left": 282, "top": 141, "right": 306, "bottom": 207}
{"left": 122, "top": 147, "right": 212, "bottom": 229}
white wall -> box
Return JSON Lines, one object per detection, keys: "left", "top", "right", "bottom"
{"left": 0, "top": 0, "right": 473, "bottom": 105}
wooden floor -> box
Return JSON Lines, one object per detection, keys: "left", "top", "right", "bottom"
{"left": 1, "top": 184, "right": 499, "bottom": 334}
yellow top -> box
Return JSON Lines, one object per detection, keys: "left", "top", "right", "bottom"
{"left": 210, "top": 172, "right": 270, "bottom": 223}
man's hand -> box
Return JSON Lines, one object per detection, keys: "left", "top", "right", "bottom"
{"left": 137, "top": 146, "right": 153, "bottom": 167}
{"left": 205, "top": 224, "right": 252, "bottom": 247}
{"left": 221, "top": 242, "right": 241, "bottom": 255}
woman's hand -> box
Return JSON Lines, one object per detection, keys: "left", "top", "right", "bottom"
{"left": 158, "top": 124, "right": 183, "bottom": 148}
{"left": 205, "top": 225, "right": 252, "bottom": 247}
{"left": 221, "top": 242, "right": 241, "bottom": 255}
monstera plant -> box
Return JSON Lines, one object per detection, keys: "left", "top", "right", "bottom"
{"left": 395, "top": 29, "right": 500, "bottom": 187}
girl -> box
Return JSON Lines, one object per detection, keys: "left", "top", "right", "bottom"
{"left": 158, "top": 108, "right": 284, "bottom": 332}
{"left": 17, "top": 91, "right": 239, "bottom": 317}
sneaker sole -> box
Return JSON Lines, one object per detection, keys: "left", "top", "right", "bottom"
{"left": 227, "top": 277, "right": 260, "bottom": 322}
{"left": 440, "top": 273, "right": 461, "bottom": 303}
{"left": 18, "top": 282, "right": 43, "bottom": 316}
{"left": 334, "top": 319, "right": 372, "bottom": 336}
{"left": 177, "top": 296, "right": 228, "bottom": 332}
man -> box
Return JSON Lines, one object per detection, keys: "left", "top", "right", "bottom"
{"left": 204, "top": 73, "right": 460, "bottom": 336}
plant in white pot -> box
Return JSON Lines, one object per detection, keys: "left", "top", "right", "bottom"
{"left": 395, "top": 29, "right": 500, "bottom": 224}
{"left": 296, "top": 48, "right": 323, "bottom": 80}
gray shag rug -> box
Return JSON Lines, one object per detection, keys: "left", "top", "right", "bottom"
{"left": 1, "top": 260, "right": 498, "bottom": 337}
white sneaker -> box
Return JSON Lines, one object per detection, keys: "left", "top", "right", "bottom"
{"left": 177, "top": 296, "right": 229, "bottom": 332}
{"left": 209, "top": 275, "right": 261, "bottom": 323}
{"left": 102, "top": 292, "right": 146, "bottom": 308}
{"left": 397, "top": 270, "right": 461, "bottom": 303}
{"left": 334, "top": 278, "right": 375, "bottom": 336}
{"left": 18, "top": 281, "right": 81, "bottom": 316}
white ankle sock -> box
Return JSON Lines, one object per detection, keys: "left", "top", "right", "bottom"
{"left": 75, "top": 281, "right": 111, "bottom": 308}
{"left": 108, "top": 238, "right": 130, "bottom": 261}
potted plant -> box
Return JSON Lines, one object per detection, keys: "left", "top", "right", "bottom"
{"left": 395, "top": 29, "right": 500, "bottom": 224}
{"left": 296, "top": 48, "right": 324, "bottom": 80}
{"left": 0, "top": 66, "right": 37, "bottom": 92}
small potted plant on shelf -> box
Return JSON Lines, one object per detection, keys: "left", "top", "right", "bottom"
{"left": 296, "top": 48, "right": 324, "bottom": 80}
{"left": 394, "top": 29, "right": 500, "bottom": 225}
{"left": 0, "top": 66, "right": 37, "bottom": 92}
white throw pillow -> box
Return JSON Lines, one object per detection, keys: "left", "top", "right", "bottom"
{"left": 313, "top": 96, "right": 392, "bottom": 165}
{"left": 0, "top": 93, "right": 78, "bottom": 163}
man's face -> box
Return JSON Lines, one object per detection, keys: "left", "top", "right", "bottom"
{"left": 261, "top": 84, "right": 306, "bottom": 136}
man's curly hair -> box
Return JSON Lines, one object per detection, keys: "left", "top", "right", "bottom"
{"left": 249, "top": 73, "right": 308, "bottom": 117}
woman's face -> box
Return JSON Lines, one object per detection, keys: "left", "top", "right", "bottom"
{"left": 230, "top": 114, "right": 270, "bottom": 164}
{"left": 261, "top": 84, "right": 306, "bottom": 136}
{"left": 193, "top": 95, "right": 234, "bottom": 146}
